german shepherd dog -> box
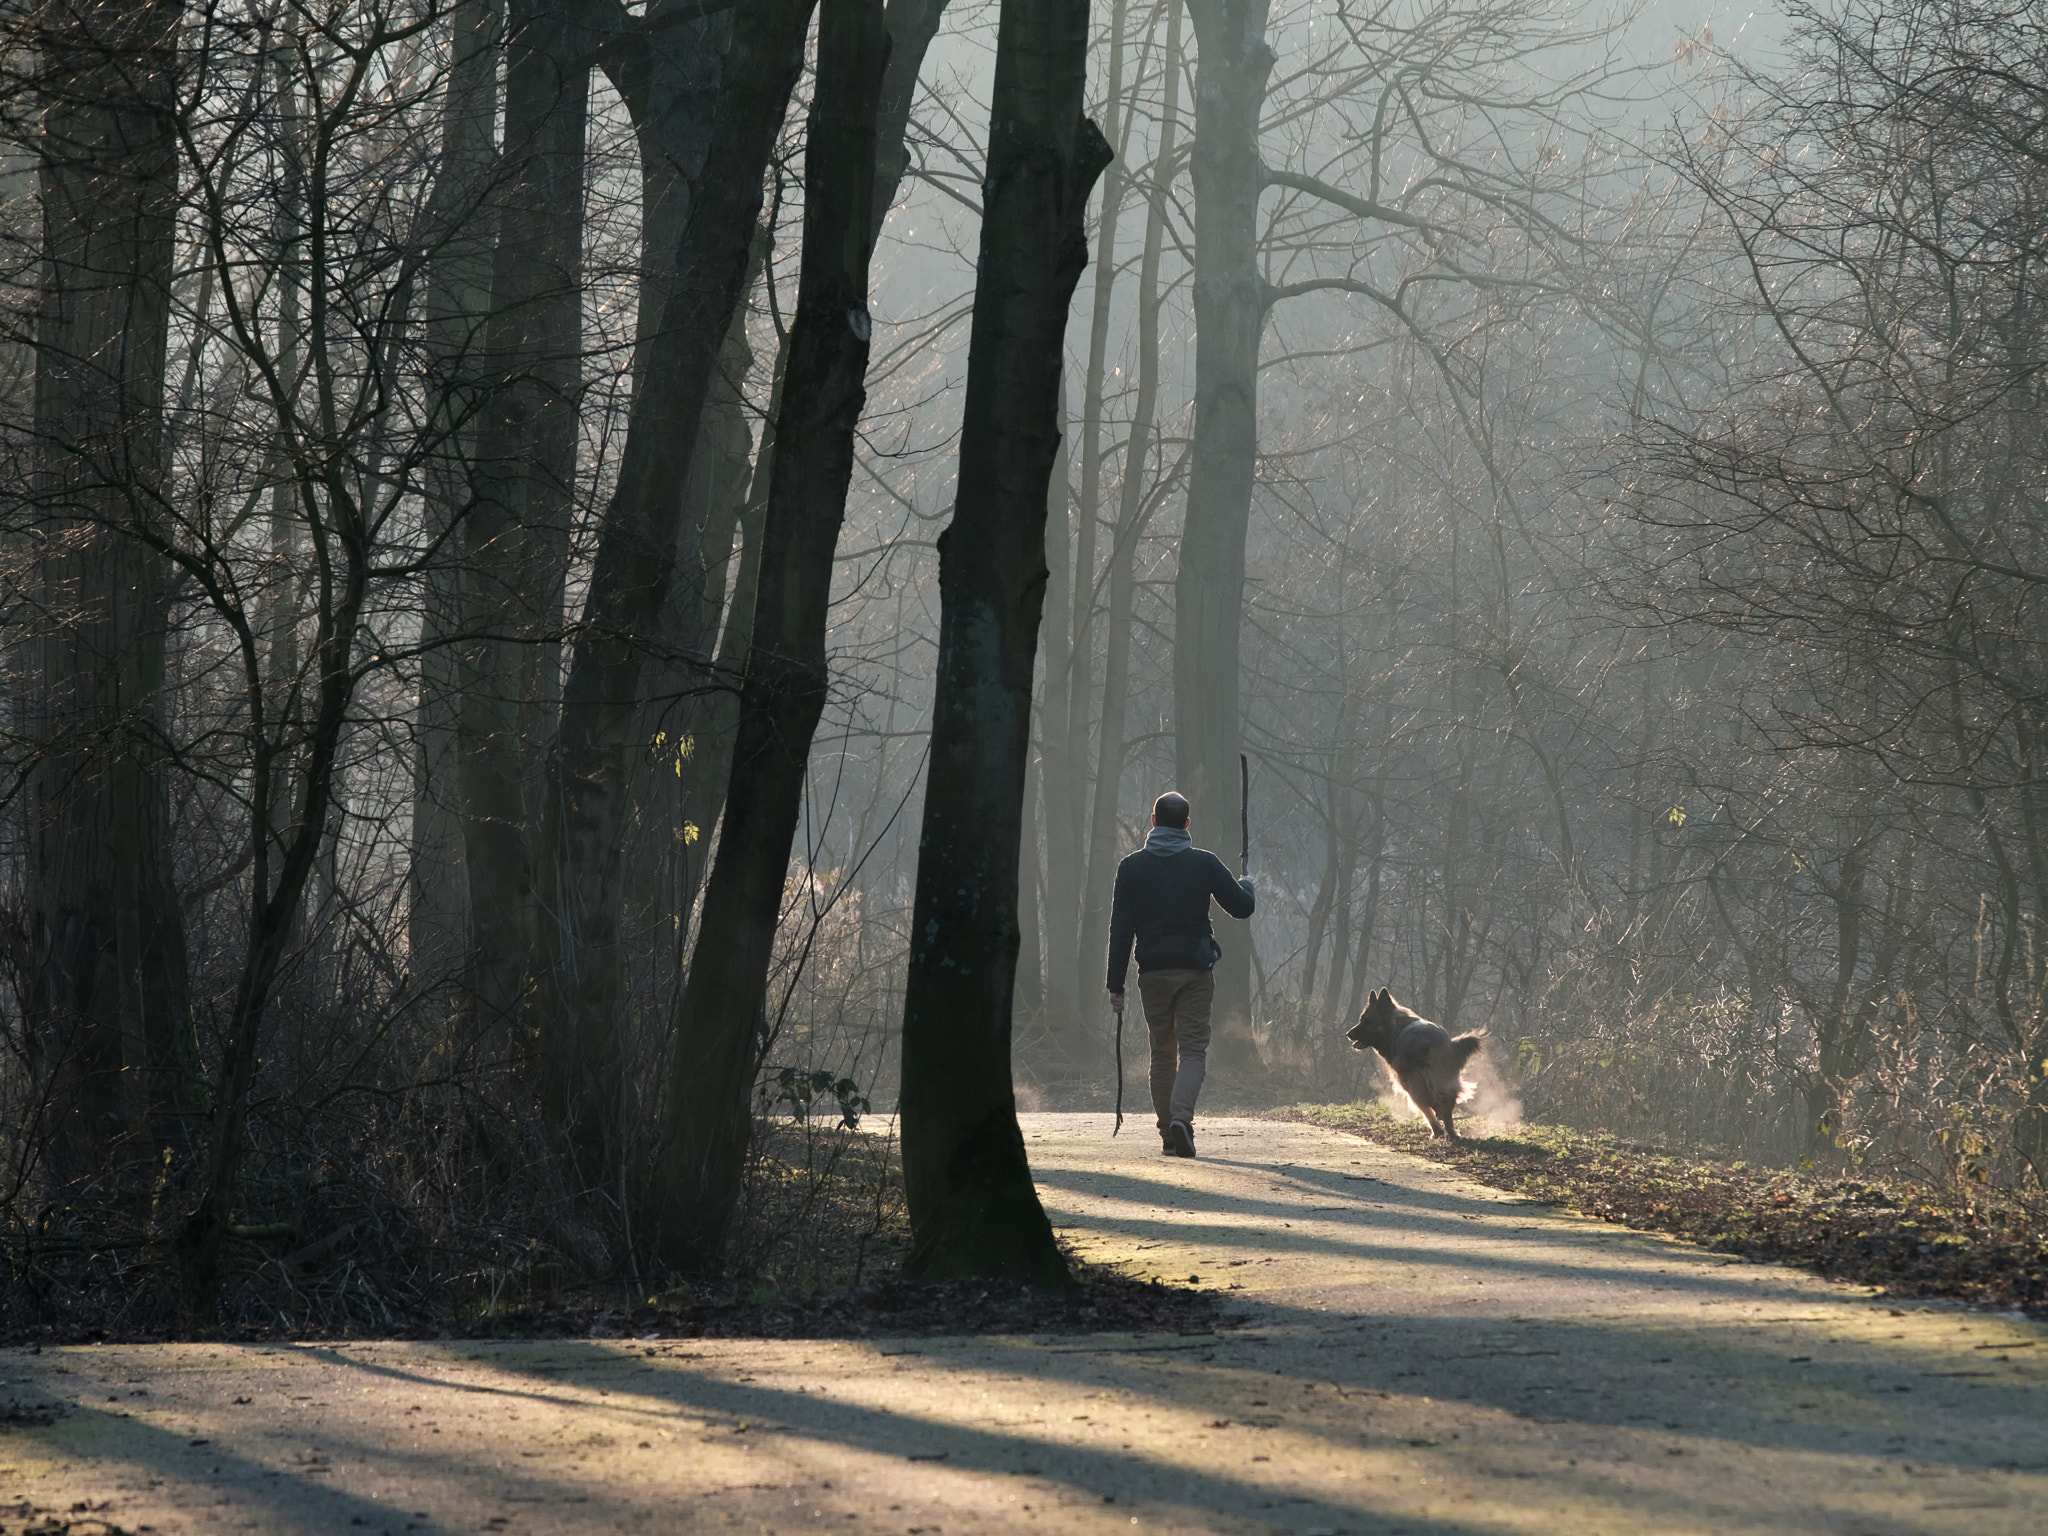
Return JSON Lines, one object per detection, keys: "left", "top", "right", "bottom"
{"left": 1345, "top": 989, "right": 1486, "bottom": 1140}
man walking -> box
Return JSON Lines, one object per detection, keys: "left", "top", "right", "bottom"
{"left": 1106, "top": 791, "right": 1256, "bottom": 1157}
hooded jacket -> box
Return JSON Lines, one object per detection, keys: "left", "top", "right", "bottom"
{"left": 1105, "top": 828, "right": 1256, "bottom": 990}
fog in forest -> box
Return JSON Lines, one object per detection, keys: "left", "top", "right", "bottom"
{"left": 4, "top": 0, "right": 2044, "bottom": 1328}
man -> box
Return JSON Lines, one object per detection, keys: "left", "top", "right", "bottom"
{"left": 1106, "top": 791, "right": 1256, "bottom": 1158}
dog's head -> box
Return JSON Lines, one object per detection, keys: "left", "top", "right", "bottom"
{"left": 1346, "top": 987, "right": 1413, "bottom": 1052}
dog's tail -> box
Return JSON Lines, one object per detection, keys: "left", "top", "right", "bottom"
{"left": 1448, "top": 1031, "right": 1486, "bottom": 1070}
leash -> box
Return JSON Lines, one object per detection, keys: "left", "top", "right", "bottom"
{"left": 1112, "top": 995, "right": 1124, "bottom": 1136}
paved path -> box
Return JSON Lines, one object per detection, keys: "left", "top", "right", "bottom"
{"left": 3, "top": 1115, "right": 2042, "bottom": 1535}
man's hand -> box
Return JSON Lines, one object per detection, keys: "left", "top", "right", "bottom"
{"left": 1109, "top": 990, "right": 1124, "bottom": 1015}
{"left": 1240, "top": 875, "right": 1255, "bottom": 895}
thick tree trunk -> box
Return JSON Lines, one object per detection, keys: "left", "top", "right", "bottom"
{"left": 27, "top": 0, "right": 193, "bottom": 1175}
{"left": 651, "top": 0, "right": 885, "bottom": 1273}
{"left": 1174, "top": 0, "right": 1273, "bottom": 1073}
{"left": 898, "top": 0, "right": 1108, "bottom": 1285}
{"left": 410, "top": 0, "right": 503, "bottom": 1000}
{"left": 528, "top": 0, "right": 815, "bottom": 1182}
{"left": 458, "top": 0, "right": 587, "bottom": 1051}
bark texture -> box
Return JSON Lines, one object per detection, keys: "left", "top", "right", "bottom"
{"left": 27, "top": 0, "right": 193, "bottom": 1174}
{"left": 898, "top": 0, "right": 1109, "bottom": 1285}
{"left": 653, "top": 0, "right": 886, "bottom": 1272}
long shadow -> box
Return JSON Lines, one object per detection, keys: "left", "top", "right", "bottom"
{"left": 373, "top": 1321, "right": 2040, "bottom": 1536}
{"left": 27, "top": 1300, "right": 2041, "bottom": 1536}
{"left": 1032, "top": 1163, "right": 1834, "bottom": 1304}
{"left": 25, "top": 1342, "right": 1525, "bottom": 1536}
{"left": 9, "top": 1392, "right": 485, "bottom": 1536}
{"left": 835, "top": 1300, "right": 2048, "bottom": 1464}
{"left": 24, "top": 1119, "right": 2043, "bottom": 1535}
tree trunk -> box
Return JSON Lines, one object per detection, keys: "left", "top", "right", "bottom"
{"left": 1079, "top": 0, "right": 1182, "bottom": 1028}
{"left": 409, "top": 0, "right": 503, "bottom": 1001}
{"left": 458, "top": 0, "right": 587, "bottom": 1054}
{"left": 898, "top": 0, "right": 1108, "bottom": 1285}
{"left": 1341, "top": 787, "right": 1386, "bottom": 1029}
{"left": 27, "top": 0, "right": 193, "bottom": 1176}
{"left": 672, "top": 322, "right": 789, "bottom": 929}
{"left": 606, "top": 6, "right": 771, "bottom": 1014}
{"left": 651, "top": 0, "right": 886, "bottom": 1274}
{"left": 1033, "top": 381, "right": 1085, "bottom": 1066}
{"left": 1056, "top": 0, "right": 1144, "bottom": 1067}
{"left": 1016, "top": 743, "right": 1046, "bottom": 1023}
{"left": 671, "top": 0, "right": 956, "bottom": 928}
{"left": 1174, "top": 0, "right": 1273, "bottom": 1074}
{"left": 621, "top": 231, "right": 764, "bottom": 1022}
{"left": 528, "top": 0, "right": 815, "bottom": 1183}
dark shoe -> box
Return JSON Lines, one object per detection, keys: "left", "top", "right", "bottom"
{"left": 1164, "top": 1120, "right": 1195, "bottom": 1158}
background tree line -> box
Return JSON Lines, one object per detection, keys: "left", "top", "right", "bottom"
{"left": 1, "top": 0, "right": 2041, "bottom": 1330}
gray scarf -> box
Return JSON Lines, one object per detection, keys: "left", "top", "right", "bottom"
{"left": 1144, "top": 826, "right": 1192, "bottom": 856}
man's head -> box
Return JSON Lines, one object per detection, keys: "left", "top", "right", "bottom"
{"left": 1152, "top": 791, "right": 1191, "bottom": 829}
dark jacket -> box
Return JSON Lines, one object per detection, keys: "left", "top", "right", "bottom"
{"left": 1106, "top": 839, "right": 1256, "bottom": 990}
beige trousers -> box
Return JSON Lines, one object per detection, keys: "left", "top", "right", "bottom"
{"left": 1138, "top": 968, "right": 1214, "bottom": 1133}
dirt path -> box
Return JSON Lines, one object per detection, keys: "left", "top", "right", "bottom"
{"left": 4, "top": 1115, "right": 2042, "bottom": 1535}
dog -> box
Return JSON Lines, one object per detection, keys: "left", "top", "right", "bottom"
{"left": 1345, "top": 988, "right": 1486, "bottom": 1140}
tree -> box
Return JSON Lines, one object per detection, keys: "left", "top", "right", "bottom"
{"left": 23, "top": 0, "right": 192, "bottom": 1178}
{"left": 524, "top": 0, "right": 816, "bottom": 1181}
{"left": 1624, "top": 0, "right": 2048, "bottom": 1177}
{"left": 1171, "top": 0, "right": 1275, "bottom": 1069}
{"left": 897, "top": 0, "right": 1109, "bottom": 1284}
{"left": 455, "top": 0, "right": 587, "bottom": 1061}
{"left": 1170, "top": 0, "right": 1628, "bottom": 1061}
{"left": 1076, "top": 0, "right": 1186, "bottom": 1056}
{"left": 654, "top": 0, "right": 887, "bottom": 1273}
{"left": 408, "top": 0, "right": 501, "bottom": 1011}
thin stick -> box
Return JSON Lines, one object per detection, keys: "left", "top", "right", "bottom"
{"left": 1239, "top": 752, "right": 1250, "bottom": 875}
{"left": 1113, "top": 1000, "right": 1125, "bottom": 1136}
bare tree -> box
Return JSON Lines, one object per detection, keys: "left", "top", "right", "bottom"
{"left": 898, "top": 0, "right": 1109, "bottom": 1283}
{"left": 655, "top": 0, "right": 887, "bottom": 1274}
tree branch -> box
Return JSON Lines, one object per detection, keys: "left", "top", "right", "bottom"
{"left": 1260, "top": 163, "right": 1451, "bottom": 238}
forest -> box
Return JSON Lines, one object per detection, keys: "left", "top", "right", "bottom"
{"left": 2, "top": 0, "right": 2044, "bottom": 1333}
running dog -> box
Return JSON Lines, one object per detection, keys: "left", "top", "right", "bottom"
{"left": 1345, "top": 988, "right": 1485, "bottom": 1140}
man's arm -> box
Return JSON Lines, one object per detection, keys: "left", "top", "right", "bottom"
{"left": 1209, "top": 853, "right": 1255, "bottom": 919}
{"left": 1106, "top": 859, "right": 1136, "bottom": 995}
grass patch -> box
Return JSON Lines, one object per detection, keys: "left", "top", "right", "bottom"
{"left": 1275, "top": 1101, "right": 2048, "bottom": 1317}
